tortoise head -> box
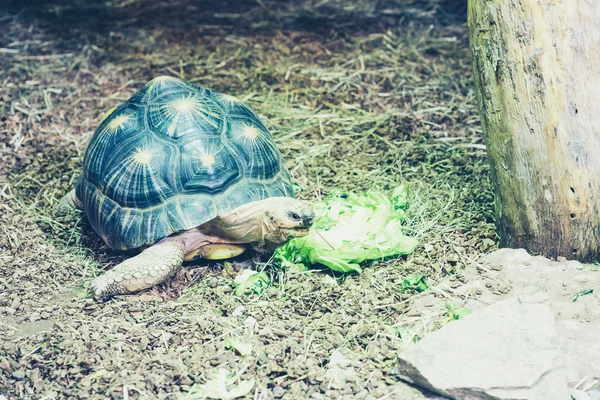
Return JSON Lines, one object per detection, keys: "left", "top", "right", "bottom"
{"left": 264, "top": 197, "right": 315, "bottom": 242}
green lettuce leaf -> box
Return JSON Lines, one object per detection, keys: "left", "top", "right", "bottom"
{"left": 400, "top": 274, "right": 429, "bottom": 293}
{"left": 233, "top": 270, "right": 270, "bottom": 296}
{"left": 275, "top": 185, "right": 418, "bottom": 273}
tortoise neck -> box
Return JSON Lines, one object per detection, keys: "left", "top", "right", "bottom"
{"left": 206, "top": 198, "right": 281, "bottom": 243}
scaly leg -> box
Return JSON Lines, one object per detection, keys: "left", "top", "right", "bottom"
{"left": 90, "top": 240, "right": 185, "bottom": 302}
{"left": 57, "top": 189, "right": 83, "bottom": 212}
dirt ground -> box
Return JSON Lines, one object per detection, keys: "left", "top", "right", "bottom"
{"left": 0, "top": 0, "right": 497, "bottom": 398}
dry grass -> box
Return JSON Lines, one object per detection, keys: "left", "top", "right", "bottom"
{"left": 0, "top": 0, "right": 495, "bottom": 399}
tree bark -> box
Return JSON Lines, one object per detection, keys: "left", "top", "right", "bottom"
{"left": 468, "top": 0, "right": 600, "bottom": 261}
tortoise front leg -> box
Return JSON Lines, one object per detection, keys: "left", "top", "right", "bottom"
{"left": 90, "top": 241, "right": 185, "bottom": 302}
{"left": 57, "top": 189, "right": 83, "bottom": 212}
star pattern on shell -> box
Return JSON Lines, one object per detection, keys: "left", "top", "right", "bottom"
{"left": 147, "top": 75, "right": 185, "bottom": 93}
{"left": 104, "top": 113, "right": 132, "bottom": 134}
{"left": 131, "top": 147, "right": 154, "bottom": 165}
{"left": 219, "top": 93, "right": 245, "bottom": 107}
{"left": 191, "top": 146, "right": 221, "bottom": 174}
{"left": 161, "top": 95, "right": 221, "bottom": 137}
{"left": 199, "top": 153, "right": 216, "bottom": 168}
{"left": 241, "top": 124, "right": 259, "bottom": 140}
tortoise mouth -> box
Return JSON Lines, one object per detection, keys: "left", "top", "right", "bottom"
{"left": 282, "top": 227, "right": 310, "bottom": 238}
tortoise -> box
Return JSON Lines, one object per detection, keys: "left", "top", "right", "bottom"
{"left": 58, "top": 76, "right": 314, "bottom": 302}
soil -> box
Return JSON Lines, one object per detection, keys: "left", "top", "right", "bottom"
{"left": 0, "top": 0, "right": 497, "bottom": 399}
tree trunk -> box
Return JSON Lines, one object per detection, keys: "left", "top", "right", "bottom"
{"left": 468, "top": 0, "right": 600, "bottom": 261}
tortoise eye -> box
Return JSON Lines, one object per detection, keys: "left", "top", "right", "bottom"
{"left": 289, "top": 212, "right": 301, "bottom": 221}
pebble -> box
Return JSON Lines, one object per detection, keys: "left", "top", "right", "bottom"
{"left": 272, "top": 385, "right": 285, "bottom": 398}
{"left": 222, "top": 285, "right": 232, "bottom": 294}
{"left": 232, "top": 305, "right": 245, "bottom": 317}
{"left": 419, "top": 296, "right": 439, "bottom": 308}
{"left": 243, "top": 316, "right": 257, "bottom": 328}
{"left": 0, "top": 359, "right": 11, "bottom": 371}
{"left": 12, "top": 369, "right": 25, "bottom": 380}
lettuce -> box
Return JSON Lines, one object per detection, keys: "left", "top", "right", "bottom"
{"left": 275, "top": 185, "right": 418, "bottom": 273}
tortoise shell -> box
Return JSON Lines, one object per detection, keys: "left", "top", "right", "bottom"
{"left": 76, "top": 76, "right": 294, "bottom": 250}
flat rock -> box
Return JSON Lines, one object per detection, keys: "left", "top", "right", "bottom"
{"left": 481, "top": 249, "right": 600, "bottom": 385}
{"left": 396, "top": 290, "right": 569, "bottom": 400}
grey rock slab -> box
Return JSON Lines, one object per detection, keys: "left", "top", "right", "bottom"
{"left": 396, "top": 291, "right": 569, "bottom": 400}
{"left": 480, "top": 249, "right": 600, "bottom": 384}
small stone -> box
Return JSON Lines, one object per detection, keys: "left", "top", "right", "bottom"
{"left": 232, "top": 305, "right": 245, "bottom": 317}
{"left": 243, "top": 316, "right": 257, "bottom": 328}
{"left": 272, "top": 386, "right": 285, "bottom": 398}
{"left": 10, "top": 298, "right": 20, "bottom": 309}
{"left": 448, "top": 280, "right": 461, "bottom": 289}
{"left": 0, "top": 358, "right": 10, "bottom": 371}
{"left": 12, "top": 369, "right": 25, "bottom": 380}
{"left": 33, "top": 378, "right": 45, "bottom": 391}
